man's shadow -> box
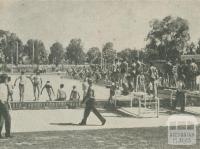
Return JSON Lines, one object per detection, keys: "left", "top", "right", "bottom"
{"left": 50, "top": 123, "right": 101, "bottom": 126}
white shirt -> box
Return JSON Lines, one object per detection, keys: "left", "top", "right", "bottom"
{"left": 176, "top": 80, "right": 184, "bottom": 91}
{"left": 0, "top": 83, "right": 8, "bottom": 102}
{"left": 82, "top": 82, "right": 88, "bottom": 92}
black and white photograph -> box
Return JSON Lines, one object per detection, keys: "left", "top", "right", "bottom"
{"left": 0, "top": 0, "right": 200, "bottom": 148}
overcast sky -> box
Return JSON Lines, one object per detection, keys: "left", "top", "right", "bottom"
{"left": 0, "top": 0, "right": 200, "bottom": 51}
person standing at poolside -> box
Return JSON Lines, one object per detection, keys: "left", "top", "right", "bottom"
{"left": 41, "top": 81, "right": 55, "bottom": 101}
{"left": 148, "top": 62, "right": 159, "bottom": 97}
{"left": 14, "top": 71, "right": 27, "bottom": 102}
{"left": 6, "top": 76, "right": 14, "bottom": 102}
{"left": 120, "top": 59, "right": 128, "bottom": 86}
{"left": 0, "top": 74, "right": 12, "bottom": 138}
{"left": 29, "top": 71, "right": 43, "bottom": 101}
{"left": 173, "top": 75, "right": 186, "bottom": 112}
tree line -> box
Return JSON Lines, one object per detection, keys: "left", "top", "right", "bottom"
{"left": 0, "top": 15, "right": 199, "bottom": 66}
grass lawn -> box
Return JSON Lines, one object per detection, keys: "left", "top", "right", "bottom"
{"left": 0, "top": 126, "right": 200, "bottom": 149}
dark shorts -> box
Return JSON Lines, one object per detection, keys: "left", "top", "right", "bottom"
{"left": 33, "top": 82, "right": 39, "bottom": 86}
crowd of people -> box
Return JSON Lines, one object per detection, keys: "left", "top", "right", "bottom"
{"left": 66, "top": 58, "right": 200, "bottom": 93}
{"left": 1, "top": 57, "right": 199, "bottom": 105}
{"left": 65, "top": 57, "right": 158, "bottom": 99}
{"left": 64, "top": 57, "right": 200, "bottom": 112}
{"left": 163, "top": 59, "right": 199, "bottom": 90}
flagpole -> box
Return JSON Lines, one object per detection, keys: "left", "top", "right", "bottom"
{"left": 16, "top": 41, "right": 18, "bottom": 65}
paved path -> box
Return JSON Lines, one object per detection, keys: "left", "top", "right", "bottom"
{"left": 186, "top": 107, "right": 200, "bottom": 115}
{"left": 1, "top": 109, "right": 198, "bottom": 133}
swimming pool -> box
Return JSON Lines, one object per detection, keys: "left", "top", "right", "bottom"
{"left": 9, "top": 74, "right": 109, "bottom": 102}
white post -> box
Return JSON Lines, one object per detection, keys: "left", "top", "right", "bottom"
{"left": 130, "top": 93, "right": 133, "bottom": 107}
{"left": 16, "top": 41, "right": 18, "bottom": 65}
{"left": 157, "top": 97, "right": 160, "bottom": 118}
{"left": 11, "top": 56, "right": 13, "bottom": 74}
{"left": 32, "top": 41, "right": 34, "bottom": 64}
{"left": 101, "top": 50, "right": 103, "bottom": 69}
{"left": 114, "top": 90, "right": 118, "bottom": 107}
{"left": 138, "top": 97, "right": 141, "bottom": 117}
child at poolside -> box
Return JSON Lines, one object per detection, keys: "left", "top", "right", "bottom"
{"left": 56, "top": 84, "right": 67, "bottom": 101}
{"left": 6, "top": 77, "right": 14, "bottom": 102}
{"left": 69, "top": 85, "right": 80, "bottom": 101}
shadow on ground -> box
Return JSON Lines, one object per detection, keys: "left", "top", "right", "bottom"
{"left": 50, "top": 123, "right": 101, "bottom": 126}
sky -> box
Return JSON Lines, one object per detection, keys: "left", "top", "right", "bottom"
{"left": 0, "top": 0, "right": 200, "bottom": 52}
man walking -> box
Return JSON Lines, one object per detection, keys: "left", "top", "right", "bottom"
{"left": 79, "top": 79, "right": 106, "bottom": 125}
{"left": 0, "top": 74, "right": 12, "bottom": 138}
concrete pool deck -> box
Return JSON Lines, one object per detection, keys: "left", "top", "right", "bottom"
{"left": 1, "top": 109, "right": 198, "bottom": 133}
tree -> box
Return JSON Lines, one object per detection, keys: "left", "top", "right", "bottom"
{"left": 65, "top": 38, "right": 85, "bottom": 64}
{"left": 146, "top": 16, "right": 190, "bottom": 61}
{"left": 0, "top": 48, "right": 5, "bottom": 63}
{"left": 24, "top": 39, "right": 48, "bottom": 65}
{"left": 0, "top": 31, "right": 24, "bottom": 64}
{"left": 86, "top": 47, "right": 101, "bottom": 64}
{"left": 49, "top": 42, "right": 64, "bottom": 65}
{"left": 102, "top": 42, "right": 116, "bottom": 64}
{"left": 118, "top": 48, "right": 146, "bottom": 64}
{"left": 118, "top": 48, "right": 135, "bottom": 64}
